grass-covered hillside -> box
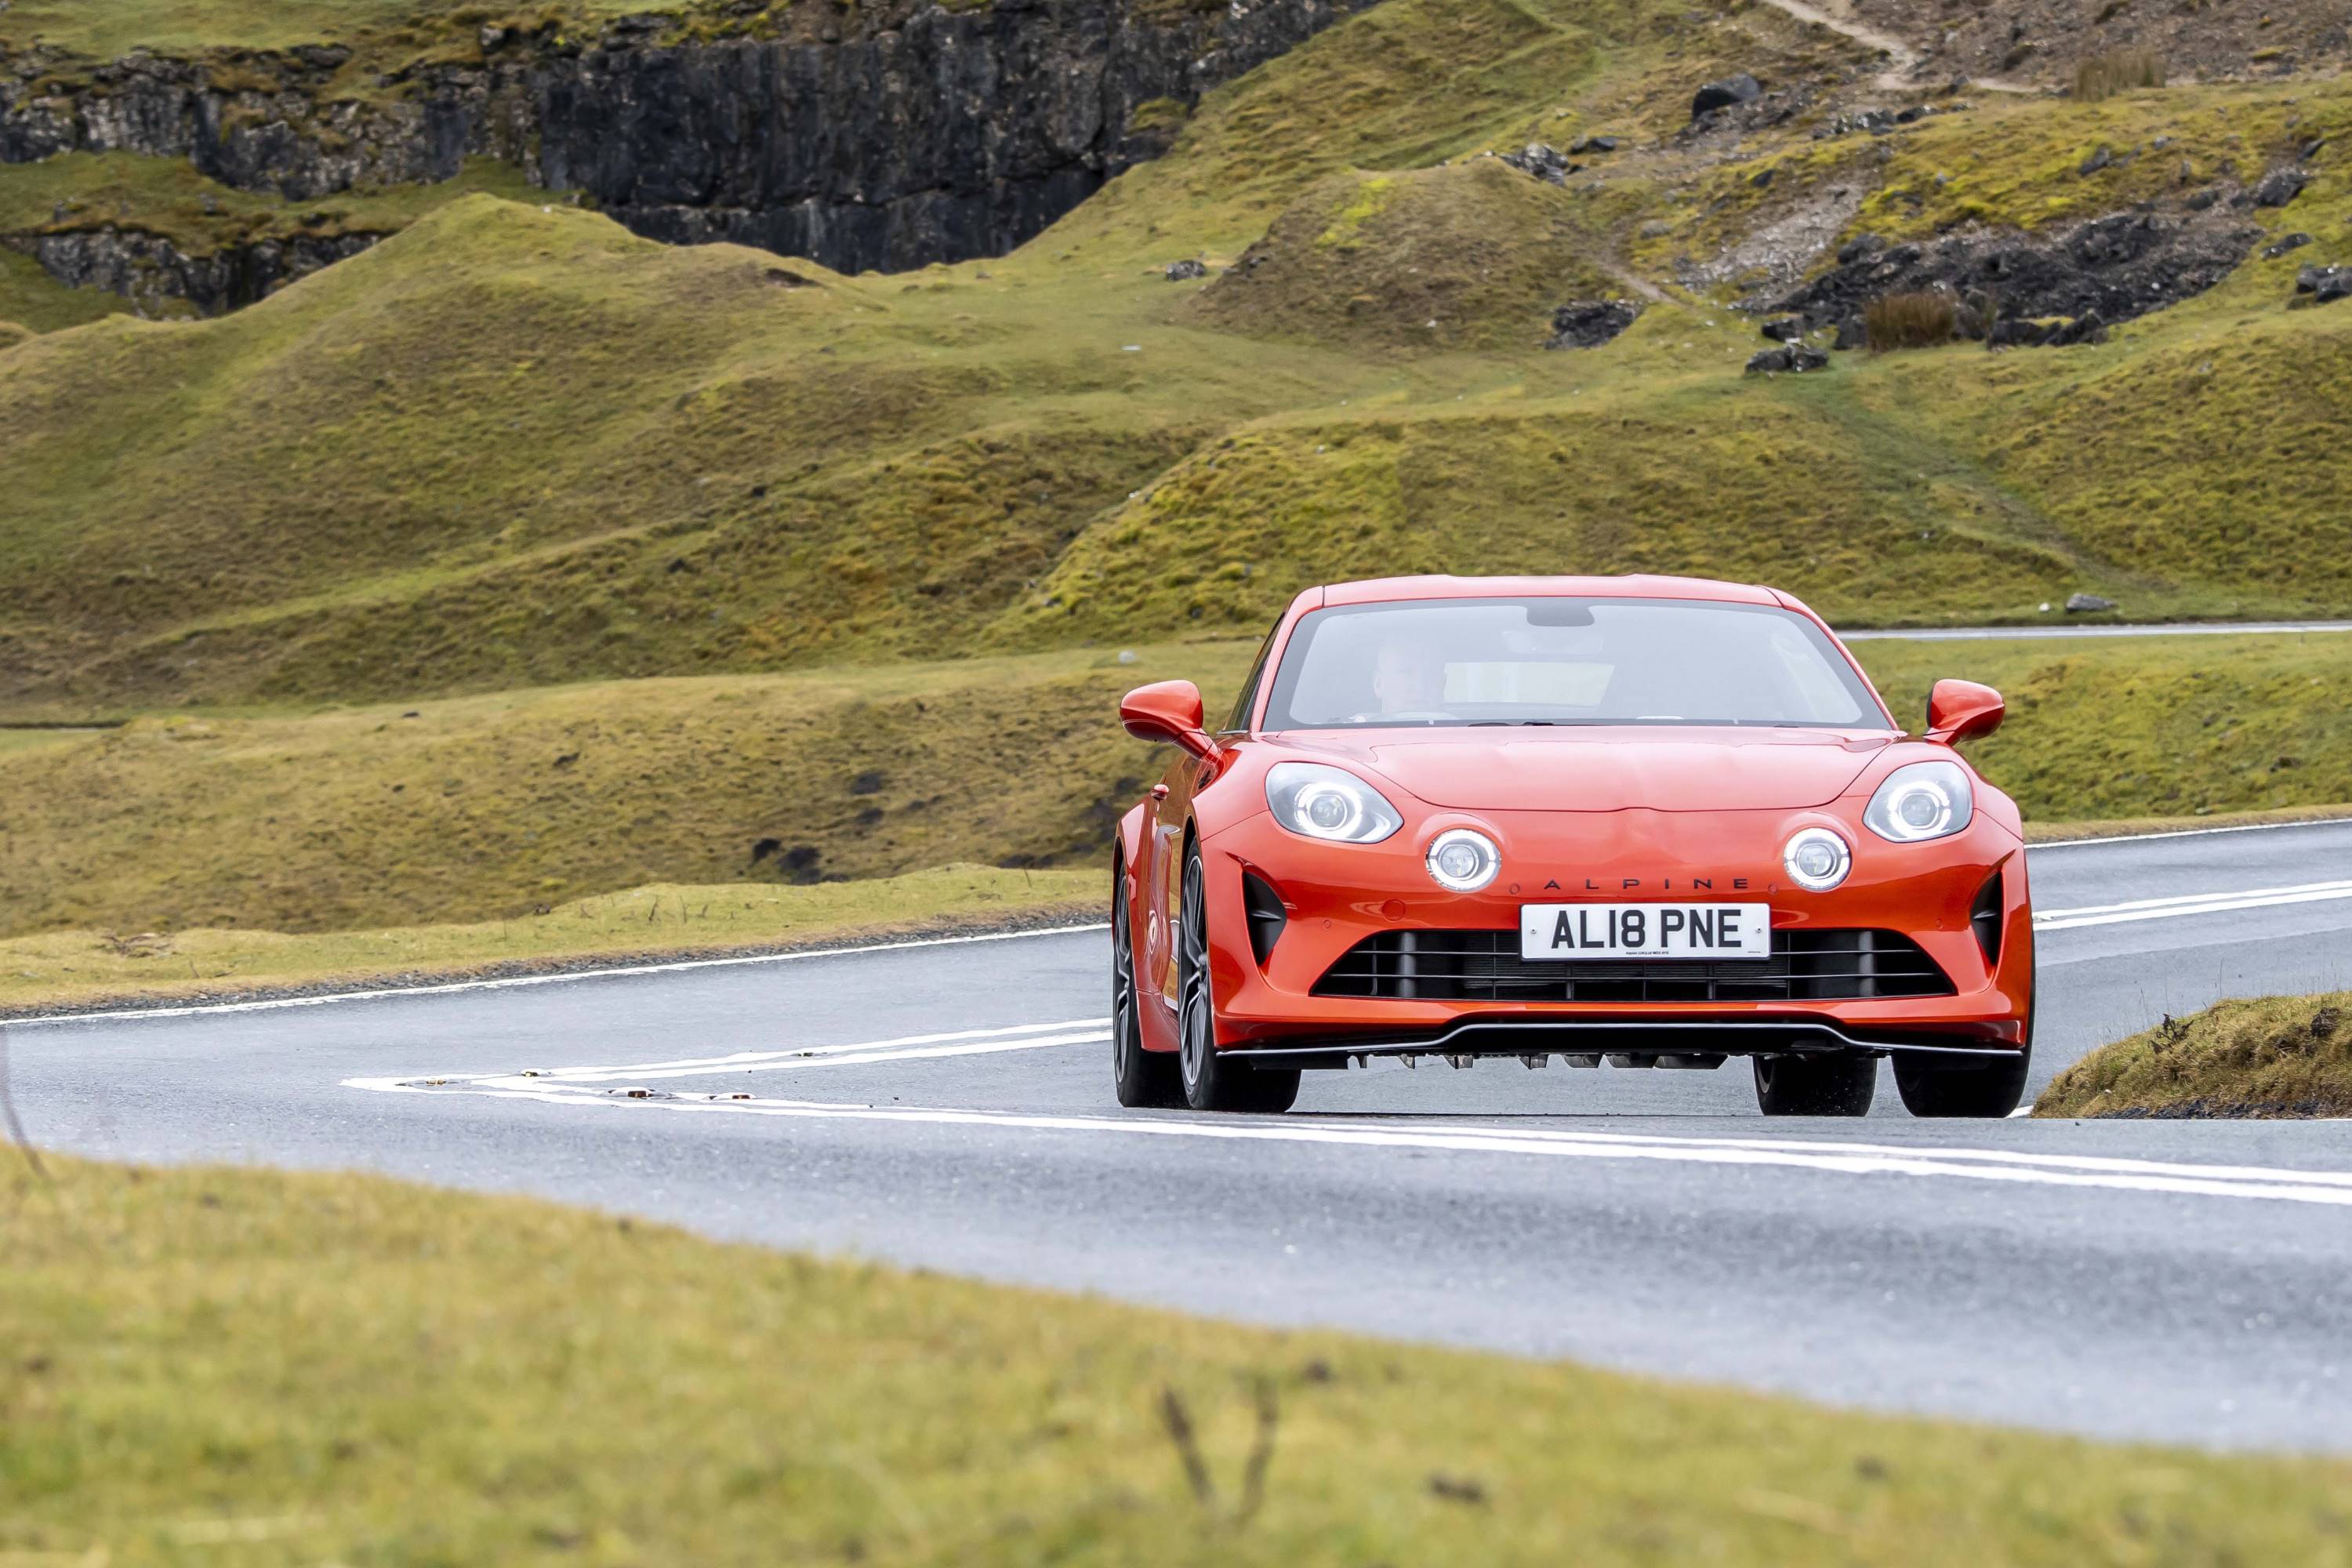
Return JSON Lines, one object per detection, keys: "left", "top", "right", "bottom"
{"left": 2, "top": 0, "right": 2350, "bottom": 719}
{"left": 3, "top": 0, "right": 2350, "bottom": 934}
{"left": 0, "top": 631, "right": 2345, "bottom": 940}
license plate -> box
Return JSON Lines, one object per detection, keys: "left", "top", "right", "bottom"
{"left": 1519, "top": 902, "right": 1771, "bottom": 962}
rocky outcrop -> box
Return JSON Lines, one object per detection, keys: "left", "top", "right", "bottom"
{"left": 4, "top": 226, "right": 382, "bottom": 316}
{"left": 2, "top": 0, "right": 1374, "bottom": 278}
{"left": 1776, "top": 209, "right": 2261, "bottom": 338}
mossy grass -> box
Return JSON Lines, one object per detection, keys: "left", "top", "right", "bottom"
{"left": 2034, "top": 992, "right": 2352, "bottom": 1118}
{"left": 0, "top": 865, "right": 1096, "bottom": 1016}
{"left": 8, "top": 1154, "right": 2352, "bottom": 1563}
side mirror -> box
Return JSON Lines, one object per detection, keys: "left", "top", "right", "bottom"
{"left": 1120, "top": 680, "right": 1218, "bottom": 761}
{"left": 1925, "top": 679, "right": 2004, "bottom": 745}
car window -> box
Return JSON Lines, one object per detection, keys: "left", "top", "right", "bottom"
{"left": 1260, "top": 597, "right": 1889, "bottom": 730}
{"left": 1221, "top": 618, "right": 1283, "bottom": 733}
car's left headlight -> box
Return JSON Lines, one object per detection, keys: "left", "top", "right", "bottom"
{"left": 1864, "top": 760, "right": 1974, "bottom": 843}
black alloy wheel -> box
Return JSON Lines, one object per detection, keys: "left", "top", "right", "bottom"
{"left": 1111, "top": 856, "right": 1182, "bottom": 1109}
{"left": 1894, "top": 989, "right": 2034, "bottom": 1118}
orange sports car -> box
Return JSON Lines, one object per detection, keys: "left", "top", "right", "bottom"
{"left": 1109, "top": 575, "right": 2033, "bottom": 1118}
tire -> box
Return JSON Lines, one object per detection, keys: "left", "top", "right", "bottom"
{"left": 1111, "top": 858, "right": 1183, "bottom": 1109}
{"left": 1894, "top": 994, "right": 2034, "bottom": 1119}
{"left": 1753, "top": 1052, "right": 1877, "bottom": 1116}
{"left": 1176, "top": 846, "right": 1300, "bottom": 1114}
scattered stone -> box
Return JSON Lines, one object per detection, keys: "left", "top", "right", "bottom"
{"left": 2183, "top": 187, "right": 2220, "bottom": 211}
{"left": 1837, "top": 233, "right": 1888, "bottom": 265}
{"left": 1750, "top": 167, "right": 1775, "bottom": 189}
{"left": 1745, "top": 343, "right": 1828, "bottom": 375}
{"left": 2263, "top": 232, "right": 2313, "bottom": 258}
{"left": 1547, "top": 299, "right": 1641, "bottom": 349}
{"left": 2295, "top": 264, "right": 2352, "bottom": 304}
{"left": 1637, "top": 219, "right": 1672, "bottom": 239}
{"left": 1163, "top": 258, "right": 1207, "bottom": 281}
{"left": 1501, "top": 142, "right": 1576, "bottom": 184}
{"left": 2065, "top": 592, "right": 2119, "bottom": 613}
{"left": 1832, "top": 316, "right": 1867, "bottom": 350}
{"left": 1690, "top": 73, "right": 1762, "bottom": 122}
{"left": 2077, "top": 145, "right": 2113, "bottom": 176}
{"left": 1987, "top": 318, "right": 2054, "bottom": 347}
{"left": 1759, "top": 317, "right": 1806, "bottom": 341}
{"left": 2252, "top": 168, "right": 2307, "bottom": 208}
{"left": 1566, "top": 133, "right": 1619, "bottom": 154}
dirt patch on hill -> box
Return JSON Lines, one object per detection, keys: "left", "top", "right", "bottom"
{"left": 1843, "top": 0, "right": 2352, "bottom": 87}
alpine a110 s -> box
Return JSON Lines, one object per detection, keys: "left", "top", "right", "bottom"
{"left": 1109, "top": 575, "right": 2032, "bottom": 1117}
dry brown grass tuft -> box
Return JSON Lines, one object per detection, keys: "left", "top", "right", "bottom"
{"left": 1864, "top": 290, "right": 1958, "bottom": 351}
{"left": 2073, "top": 47, "right": 2168, "bottom": 102}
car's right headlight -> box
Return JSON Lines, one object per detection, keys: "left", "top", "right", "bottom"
{"left": 1864, "top": 760, "right": 1975, "bottom": 843}
{"left": 1265, "top": 762, "right": 1403, "bottom": 844}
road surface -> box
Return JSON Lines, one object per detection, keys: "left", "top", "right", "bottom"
{"left": 13, "top": 820, "right": 2352, "bottom": 1450}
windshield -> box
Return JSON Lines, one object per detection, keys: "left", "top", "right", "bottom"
{"left": 1259, "top": 597, "right": 1889, "bottom": 730}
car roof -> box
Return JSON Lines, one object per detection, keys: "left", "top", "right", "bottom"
{"left": 1310, "top": 574, "right": 1784, "bottom": 608}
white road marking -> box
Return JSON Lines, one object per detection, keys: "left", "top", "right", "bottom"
{"left": 2035, "top": 880, "right": 2352, "bottom": 931}
{"left": 2031, "top": 818, "right": 2352, "bottom": 850}
{"left": 347, "top": 1076, "right": 2352, "bottom": 1208}
{"left": 1841, "top": 621, "right": 2352, "bottom": 642}
{"left": 492, "top": 1017, "right": 1112, "bottom": 1083}
{"left": 8, "top": 924, "right": 1111, "bottom": 1027}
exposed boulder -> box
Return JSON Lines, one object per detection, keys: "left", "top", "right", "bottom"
{"left": 1501, "top": 142, "right": 1576, "bottom": 185}
{"left": 1690, "top": 74, "right": 1762, "bottom": 121}
{"left": 1566, "top": 133, "right": 1619, "bottom": 154}
{"left": 1164, "top": 258, "right": 1207, "bottom": 281}
{"left": 2295, "top": 264, "right": 2352, "bottom": 305}
{"left": 1759, "top": 317, "right": 1806, "bottom": 342}
{"left": 1745, "top": 343, "right": 1828, "bottom": 374}
{"left": 2064, "top": 593, "right": 2119, "bottom": 613}
{"left": 2251, "top": 168, "right": 2308, "bottom": 208}
{"left": 1548, "top": 299, "right": 1641, "bottom": 349}
{"left": 2263, "top": 232, "right": 2314, "bottom": 258}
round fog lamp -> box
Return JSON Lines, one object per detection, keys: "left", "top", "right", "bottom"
{"left": 1782, "top": 827, "right": 1852, "bottom": 892}
{"left": 1426, "top": 829, "right": 1501, "bottom": 894}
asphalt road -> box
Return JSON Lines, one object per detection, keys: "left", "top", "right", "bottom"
{"left": 13, "top": 819, "right": 2352, "bottom": 1452}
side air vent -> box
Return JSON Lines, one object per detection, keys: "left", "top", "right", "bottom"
{"left": 1313, "top": 928, "right": 1954, "bottom": 1003}
{"left": 1241, "top": 871, "right": 1288, "bottom": 967}
{"left": 1971, "top": 872, "right": 2004, "bottom": 967}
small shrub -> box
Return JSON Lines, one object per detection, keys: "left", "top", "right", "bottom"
{"left": 2074, "top": 48, "right": 2167, "bottom": 102}
{"left": 1864, "top": 290, "right": 1958, "bottom": 351}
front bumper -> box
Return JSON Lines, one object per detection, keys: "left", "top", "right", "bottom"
{"left": 1196, "top": 803, "right": 2033, "bottom": 1059}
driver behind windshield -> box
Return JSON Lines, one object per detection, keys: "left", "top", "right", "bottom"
{"left": 1370, "top": 638, "right": 1450, "bottom": 717}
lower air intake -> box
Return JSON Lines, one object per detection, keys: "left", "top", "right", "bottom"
{"left": 1312, "top": 928, "right": 1953, "bottom": 1003}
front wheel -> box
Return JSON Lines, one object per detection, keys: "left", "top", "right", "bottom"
{"left": 1753, "top": 1053, "right": 1876, "bottom": 1116}
{"left": 1111, "top": 859, "right": 1181, "bottom": 1109}
{"left": 1177, "top": 848, "right": 1300, "bottom": 1114}
{"left": 1895, "top": 989, "right": 2034, "bottom": 1118}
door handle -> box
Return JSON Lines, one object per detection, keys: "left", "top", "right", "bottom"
{"left": 1150, "top": 784, "right": 1170, "bottom": 800}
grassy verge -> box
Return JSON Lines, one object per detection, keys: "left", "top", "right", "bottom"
{"left": 2035, "top": 993, "right": 2352, "bottom": 1119}
{"left": 0, "top": 865, "right": 1096, "bottom": 1017}
{"left": 7, "top": 1155, "right": 2350, "bottom": 1564}
{"left": 2020, "top": 804, "right": 2352, "bottom": 843}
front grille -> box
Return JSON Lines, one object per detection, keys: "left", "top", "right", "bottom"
{"left": 1312, "top": 928, "right": 1953, "bottom": 1003}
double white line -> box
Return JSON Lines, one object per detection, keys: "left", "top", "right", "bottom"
{"left": 2035, "top": 879, "right": 2352, "bottom": 932}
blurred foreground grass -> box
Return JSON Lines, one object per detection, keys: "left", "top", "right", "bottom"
{"left": 5, "top": 1155, "right": 2351, "bottom": 1565}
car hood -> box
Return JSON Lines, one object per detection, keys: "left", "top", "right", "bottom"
{"left": 1287, "top": 728, "right": 1894, "bottom": 812}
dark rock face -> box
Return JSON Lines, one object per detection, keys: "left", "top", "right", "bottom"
{"left": 1546, "top": 299, "right": 1639, "bottom": 349}
{"left": 1778, "top": 209, "right": 2261, "bottom": 336}
{"left": 4, "top": 227, "right": 383, "bottom": 315}
{"left": 1, "top": 0, "right": 1374, "bottom": 281}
